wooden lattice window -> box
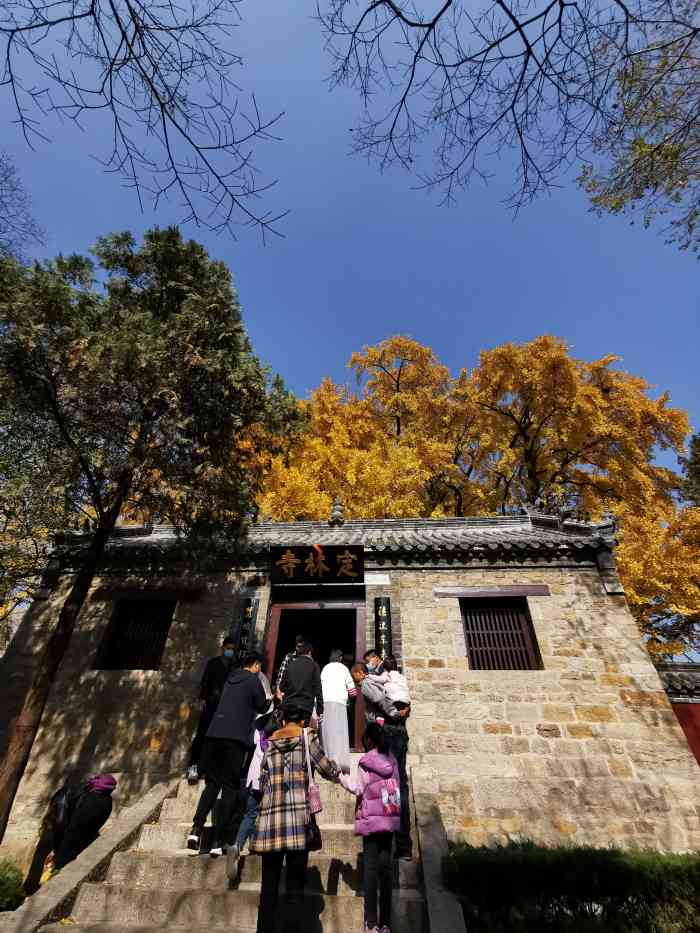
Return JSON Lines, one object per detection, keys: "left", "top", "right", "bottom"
{"left": 460, "top": 598, "right": 542, "bottom": 671}
{"left": 93, "top": 599, "right": 176, "bottom": 670}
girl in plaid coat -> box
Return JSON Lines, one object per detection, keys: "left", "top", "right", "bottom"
{"left": 251, "top": 704, "right": 340, "bottom": 933}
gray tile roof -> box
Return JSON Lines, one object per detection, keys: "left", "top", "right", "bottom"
{"left": 656, "top": 664, "right": 700, "bottom": 701}
{"left": 244, "top": 515, "right": 612, "bottom": 556}
{"left": 57, "top": 512, "right": 614, "bottom": 561}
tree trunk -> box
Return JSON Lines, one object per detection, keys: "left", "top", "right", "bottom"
{"left": 0, "top": 524, "right": 111, "bottom": 843}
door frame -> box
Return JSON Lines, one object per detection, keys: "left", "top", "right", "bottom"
{"left": 265, "top": 600, "right": 367, "bottom": 749}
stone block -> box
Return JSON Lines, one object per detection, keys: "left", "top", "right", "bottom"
{"left": 566, "top": 723, "right": 595, "bottom": 739}
{"left": 482, "top": 723, "right": 512, "bottom": 735}
{"left": 575, "top": 705, "right": 616, "bottom": 723}
{"left": 619, "top": 690, "right": 668, "bottom": 709}
{"left": 458, "top": 703, "right": 489, "bottom": 721}
{"left": 536, "top": 723, "right": 562, "bottom": 739}
{"left": 505, "top": 703, "right": 540, "bottom": 722}
{"left": 542, "top": 704, "right": 575, "bottom": 721}
{"left": 599, "top": 673, "right": 635, "bottom": 687}
{"left": 501, "top": 737, "right": 530, "bottom": 755}
{"left": 608, "top": 759, "right": 634, "bottom": 779}
{"left": 551, "top": 817, "right": 578, "bottom": 834}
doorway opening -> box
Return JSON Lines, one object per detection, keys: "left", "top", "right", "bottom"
{"left": 265, "top": 599, "right": 366, "bottom": 749}
{"left": 272, "top": 607, "right": 356, "bottom": 674}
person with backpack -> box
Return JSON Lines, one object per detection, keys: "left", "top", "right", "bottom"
{"left": 24, "top": 773, "right": 117, "bottom": 893}
{"left": 339, "top": 723, "right": 401, "bottom": 933}
{"left": 250, "top": 704, "right": 340, "bottom": 933}
{"left": 52, "top": 773, "right": 117, "bottom": 870}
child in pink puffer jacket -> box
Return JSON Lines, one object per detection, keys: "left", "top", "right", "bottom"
{"left": 340, "top": 723, "right": 400, "bottom": 933}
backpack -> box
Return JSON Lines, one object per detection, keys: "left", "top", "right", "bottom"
{"left": 48, "top": 781, "right": 89, "bottom": 834}
{"left": 380, "top": 777, "right": 401, "bottom": 816}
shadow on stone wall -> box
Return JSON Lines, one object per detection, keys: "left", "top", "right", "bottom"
{"left": 0, "top": 573, "right": 248, "bottom": 863}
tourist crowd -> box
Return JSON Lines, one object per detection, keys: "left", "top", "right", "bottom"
{"left": 186, "top": 634, "right": 413, "bottom": 933}
{"left": 27, "top": 634, "right": 412, "bottom": 933}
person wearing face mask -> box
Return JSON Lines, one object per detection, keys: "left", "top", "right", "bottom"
{"left": 187, "top": 637, "right": 239, "bottom": 783}
{"left": 363, "top": 649, "right": 384, "bottom": 676}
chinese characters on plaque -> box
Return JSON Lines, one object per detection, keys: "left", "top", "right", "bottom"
{"left": 270, "top": 545, "right": 364, "bottom": 585}
{"left": 230, "top": 597, "right": 259, "bottom": 654}
{"left": 374, "top": 596, "right": 393, "bottom": 658}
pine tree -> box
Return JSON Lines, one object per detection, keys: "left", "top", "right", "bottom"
{"left": 0, "top": 227, "right": 300, "bottom": 840}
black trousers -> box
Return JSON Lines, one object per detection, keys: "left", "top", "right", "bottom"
{"left": 53, "top": 793, "right": 112, "bottom": 870}
{"left": 256, "top": 849, "right": 309, "bottom": 933}
{"left": 188, "top": 701, "right": 217, "bottom": 767}
{"left": 384, "top": 724, "right": 412, "bottom": 857}
{"left": 192, "top": 737, "right": 247, "bottom": 845}
{"left": 363, "top": 832, "right": 393, "bottom": 928}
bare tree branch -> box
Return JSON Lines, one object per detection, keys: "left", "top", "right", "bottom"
{"left": 318, "top": 0, "right": 700, "bottom": 207}
{"left": 0, "top": 151, "right": 44, "bottom": 259}
{"left": 0, "top": 1, "right": 286, "bottom": 236}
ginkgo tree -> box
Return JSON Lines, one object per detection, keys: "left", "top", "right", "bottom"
{"left": 0, "top": 227, "right": 300, "bottom": 841}
{"left": 260, "top": 335, "right": 698, "bottom": 656}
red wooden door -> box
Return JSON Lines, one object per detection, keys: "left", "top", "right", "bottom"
{"left": 353, "top": 603, "right": 366, "bottom": 750}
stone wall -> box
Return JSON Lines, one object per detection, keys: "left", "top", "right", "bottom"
{"left": 0, "top": 570, "right": 268, "bottom": 868}
{"left": 3, "top": 555, "right": 699, "bottom": 867}
{"left": 398, "top": 564, "right": 700, "bottom": 851}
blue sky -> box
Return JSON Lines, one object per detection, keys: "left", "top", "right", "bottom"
{"left": 2, "top": 2, "right": 698, "bottom": 469}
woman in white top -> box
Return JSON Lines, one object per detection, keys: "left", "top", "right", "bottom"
{"left": 320, "top": 650, "right": 356, "bottom": 773}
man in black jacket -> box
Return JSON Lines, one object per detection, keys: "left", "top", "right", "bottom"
{"left": 187, "top": 651, "right": 268, "bottom": 857}
{"left": 187, "top": 636, "right": 238, "bottom": 783}
{"left": 279, "top": 637, "right": 323, "bottom": 724}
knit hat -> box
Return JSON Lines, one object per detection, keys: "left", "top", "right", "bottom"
{"left": 89, "top": 773, "right": 117, "bottom": 794}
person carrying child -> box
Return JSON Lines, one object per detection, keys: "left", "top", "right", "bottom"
{"left": 365, "top": 654, "right": 411, "bottom": 714}
{"left": 339, "top": 722, "right": 401, "bottom": 933}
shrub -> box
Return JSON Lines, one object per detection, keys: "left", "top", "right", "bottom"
{"left": 0, "top": 857, "right": 25, "bottom": 911}
{"left": 443, "top": 840, "right": 700, "bottom": 933}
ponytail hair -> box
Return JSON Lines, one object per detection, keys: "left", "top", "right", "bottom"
{"left": 363, "top": 722, "right": 390, "bottom": 754}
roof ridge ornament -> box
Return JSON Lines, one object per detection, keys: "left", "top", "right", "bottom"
{"left": 328, "top": 496, "right": 345, "bottom": 527}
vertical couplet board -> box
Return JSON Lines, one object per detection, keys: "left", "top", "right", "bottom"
{"left": 231, "top": 597, "right": 259, "bottom": 656}
{"left": 374, "top": 597, "right": 393, "bottom": 658}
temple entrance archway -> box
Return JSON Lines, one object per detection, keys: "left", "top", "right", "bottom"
{"left": 265, "top": 597, "right": 366, "bottom": 749}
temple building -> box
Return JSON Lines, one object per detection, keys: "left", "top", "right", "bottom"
{"left": 1, "top": 509, "right": 699, "bottom": 867}
{"left": 657, "top": 663, "right": 700, "bottom": 765}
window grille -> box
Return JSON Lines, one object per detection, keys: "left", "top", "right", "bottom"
{"left": 460, "top": 598, "right": 541, "bottom": 671}
{"left": 94, "top": 599, "right": 176, "bottom": 670}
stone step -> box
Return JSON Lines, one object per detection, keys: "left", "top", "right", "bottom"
{"left": 43, "top": 926, "right": 250, "bottom": 933}
{"left": 110, "top": 849, "right": 420, "bottom": 894}
{"left": 138, "top": 822, "right": 363, "bottom": 857}
{"left": 72, "top": 883, "right": 425, "bottom": 932}
{"left": 161, "top": 795, "right": 357, "bottom": 826}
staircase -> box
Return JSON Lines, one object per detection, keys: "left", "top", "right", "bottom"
{"left": 40, "top": 759, "right": 427, "bottom": 933}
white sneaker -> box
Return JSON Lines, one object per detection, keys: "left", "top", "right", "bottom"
{"left": 186, "top": 765, "right": 199, "bottom": 784}
{"left": 226, "top": 844, "right": 240, "bottom": 879}
{"left": 209, "top": 844, "right": 225, "bottom": 858}
{"left": 186, "top": 833, "right": 200, "bottom": 851}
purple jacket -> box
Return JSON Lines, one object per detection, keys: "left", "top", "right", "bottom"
{"left": 340, "top": 749, "right": 401, "bottom": 836}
